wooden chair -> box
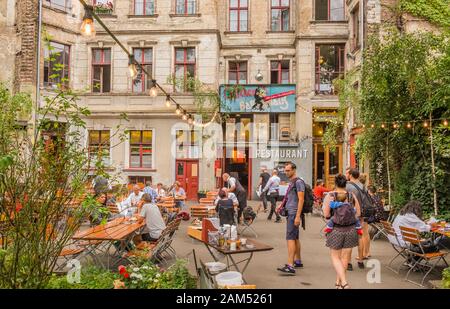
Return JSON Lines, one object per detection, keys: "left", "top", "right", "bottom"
{"left": 199, "top": 198, "right": 215, "bottom": 205}
{"left": 399, "top": 226, "right": 449, "bottom": 287}
{"left": 381, "top": 220, "right": 409, "bottom": 274}
{"left": 206, "top": 191, "right": 218, "bottom": 199}
{"left": 190, "top": 205, "right": 215, "bottom": 219}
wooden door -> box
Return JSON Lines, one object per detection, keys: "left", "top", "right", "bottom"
{"left": 175, "top": 159, "right": 199, "bottom": 201}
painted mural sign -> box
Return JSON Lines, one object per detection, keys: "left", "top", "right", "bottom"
{"left": 220, "top": 84, "right": 296, "bottom": 113}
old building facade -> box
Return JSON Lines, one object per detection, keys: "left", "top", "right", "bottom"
{"left": 2, "top": 0, "right": 361, "bottom": 199}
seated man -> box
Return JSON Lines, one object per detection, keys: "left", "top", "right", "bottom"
{"left": 156, "top": 183, "right": 166, "bottom": 202}
{"left": 137, "top": 194, "right": 166, "bottom": 242}
{"left": 119, "top": 185, "right": 144, "bottom": 216}
{"left": 214, "top": 187, "right": 238, "bottom": 208}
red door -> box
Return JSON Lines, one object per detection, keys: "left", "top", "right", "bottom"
{"left": 175, "top": 159, "right": 199, "bottom": 201}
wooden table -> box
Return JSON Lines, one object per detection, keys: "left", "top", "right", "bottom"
{"left": 188, "top": 231, "right": 273, "bottom": 283}
{"left": 73, "top": 217, "right": 145, "bottom": 268}
{"left": 432, "top": 227, "right": 450, "bottom": 238}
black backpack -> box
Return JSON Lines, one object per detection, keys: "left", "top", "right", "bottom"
{"left": 291, "top": 178, "right": 314, "bottom": 214}
{"left": 331, "top": 192, "right": 357, "bottom": 226}
{"left": 348, "top": 182, "right": 376, "bottom": 219}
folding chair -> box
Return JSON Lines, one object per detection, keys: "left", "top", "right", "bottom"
{"left": 54, "top": 245, "right": 85, "bottom": 272}
{"left": 399, "top": 226, "right": 449, "bottom": 287}
{"left": 239, "top": 213, "right": 257, "bottom": 238}
{"left": 381, "top": 220, "right": 409, "bottom": 274}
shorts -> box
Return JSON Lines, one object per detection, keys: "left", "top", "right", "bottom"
{"left": 286, "top": 214, "right": 300, "bottom": 240}
{"left": 326, "top": 227, "right": 359, "bottom": 250}
{"left": 142, "top": 233, "right": 159, "bottom": 242}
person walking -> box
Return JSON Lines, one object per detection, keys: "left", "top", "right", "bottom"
{"left": 262, "top": 169, "right": 281, "bottom": 223}
{"left": 259, "top": 167, "right": 271, "bottom": 213}
{"left": 223, "top": 173, "right": 247, "bottom": 223}
{"left": 276, "top": 162, "right": 304, "bottom": 275}
{"left": 345, "top": 167, "right": 371, "bottom": 269}
{"left": 323, "top": 174, "right": 361, "bottom": 289}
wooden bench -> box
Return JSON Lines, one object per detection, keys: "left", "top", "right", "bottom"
{"left": 190, "top": 205, "right": 215, "bottom": 219}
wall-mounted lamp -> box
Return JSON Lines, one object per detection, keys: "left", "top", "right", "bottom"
{"left": 255, "top": 70, "right": 263, "bottom": 81}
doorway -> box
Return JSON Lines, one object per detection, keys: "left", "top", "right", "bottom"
{"left": 313, "top": 143, "right": 342, "bottom": 189}
{"left": 175, "top": 159, "right": 199, "bottom": 200}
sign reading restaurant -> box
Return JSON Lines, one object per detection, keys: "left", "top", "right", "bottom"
{"left": 219, "top": 84, "right": 296, "bottom": 113}
{"left": 256, "top": 149, "right": 309, "bottom": 159}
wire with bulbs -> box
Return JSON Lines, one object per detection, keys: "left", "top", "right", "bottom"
{"left": 79, "top": 0, "right": 207, "bottom": 126}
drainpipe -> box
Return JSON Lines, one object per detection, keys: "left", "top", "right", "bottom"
{"left": 33, "top": 0, "right": 43, "bottom": 141}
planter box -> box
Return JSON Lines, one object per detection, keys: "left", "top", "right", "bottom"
{"left": 198, "top": 192, "right": 207, "bottom": 199}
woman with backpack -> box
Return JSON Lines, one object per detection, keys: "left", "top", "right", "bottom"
{"left": 323, "top": 174, "right": 361, "bottom": 289}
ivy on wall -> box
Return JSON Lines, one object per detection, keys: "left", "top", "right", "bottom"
{"left": 400, "top": 0, "right": 450, "bottom": 28}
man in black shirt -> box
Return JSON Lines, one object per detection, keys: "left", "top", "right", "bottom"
{"left": 259, "top": 166, "right": 271, "bottom": 212}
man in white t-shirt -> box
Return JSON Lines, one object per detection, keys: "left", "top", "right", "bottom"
{"left": 137, "top": 193, "right": 166, "bottom": 241}
{"left": 119, "top": 185, "right": 144, "bottom": 216}
{"left": 214, "top": 187, "right": 239, "bottom": 207}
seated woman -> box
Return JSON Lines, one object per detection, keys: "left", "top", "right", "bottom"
{"left": 170, "top": 181, "right": 187, "bottom": 210}
{"left": 136, "top": 193, "right": 166, "bottom": 242}
{"left": 391, "top": 200, "right": 450, "bottom": 251}
{"left": 215, "top": 189, "right": 235, "bottom": 226}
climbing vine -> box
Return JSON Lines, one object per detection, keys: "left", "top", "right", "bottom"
{"left": 400, "top": 0, "right": 450, "bottom": 28}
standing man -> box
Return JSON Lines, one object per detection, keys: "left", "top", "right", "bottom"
{"left": 276, "top": 162, "right": 304, "bottom": 275}
{"left": 222, "top": 173, "right": 247, "bottom": 223}
{"left": 259, "top": 166, "right": 271, "bottom": 213}
{"left": 262, "top": 169, "right": 281, "bottom": 223}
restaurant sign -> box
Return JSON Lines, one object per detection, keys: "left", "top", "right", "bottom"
{"left": 219, "top": 84, "right": 296, "bottom": 113}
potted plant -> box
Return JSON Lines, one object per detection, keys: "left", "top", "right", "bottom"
{"left": 197, "top": 190, "right": 207, "bottom": 199}
{"left": 94, "top": 1, "right": 114, "bottom": 15}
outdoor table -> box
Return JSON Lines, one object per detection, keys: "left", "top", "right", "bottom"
{"left": 72, "top": 217, "right": 145, "bottom": 268}
{"left": 431, "top": 227, "right": 450, "bottom": 238}
{"left": 188, "top": 229, "right": 273, "bottom": 283}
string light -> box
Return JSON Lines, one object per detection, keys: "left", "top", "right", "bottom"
{"left": 128, "top": 55, "right": 138, "bottom": 79}
{"left": 423, "top": 121, "right": 428, "bottom": 128}
{"left": 182, "top": 113, "right": 188, "bottom": 121}
{"left": 443, "top": 120, "right": 448, "bottom": 127}
{"left": 165, "top": 96, "right": 171, "bottom": 108}
{"left": 80, "top": 5, "right": 95, "bottom": 37}
{"left": 175, "top": 105, "right": 181, "bottom": 115}
{"left": 188, "top": 116, "right": 193, "bottom": 125}
{"left": 371, "top": 124, "right": 375, "bottom": 128}
{"left": 407, "top": 123, "right": 412, "bottom": 129}
{"left": 381, "top": 123, "right": 385, "bottom": 128}
{"left": 149, "top": 80, "right": 158, "bottom": 97}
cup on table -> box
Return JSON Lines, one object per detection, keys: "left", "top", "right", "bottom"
{"left": 240, "top": 238, "right": 247, "bottom": 245}
{"left": 230, "top": 241, "right": 237, "bottom": 251}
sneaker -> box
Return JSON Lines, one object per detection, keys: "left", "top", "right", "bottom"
{"left": 274, "top": 219, "right": 282, "bottom": 223}
{"left": 267, "top": 217, "right": 272, "bottom": 221}
{"left": 358, "top": 261, "right": 365, "bottom": 269}
{"left": 347, "top": 263, "right": 353, "bottom": 271}
{"left": 277, "top": 264, "right": 295, "bottom": 275}
{"left": 294, "top": 261, "right": 304, "bottom": 268}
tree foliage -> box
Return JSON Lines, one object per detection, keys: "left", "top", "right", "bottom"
{"left": 400, "top": 0, "right": 450, "bottom": 28}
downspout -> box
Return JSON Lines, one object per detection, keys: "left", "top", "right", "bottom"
{"left": 33, "top": 0, "right": 43, "bottom": 142}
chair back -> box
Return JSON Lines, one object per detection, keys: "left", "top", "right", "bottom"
{"left": 399, "top": 226, "right": 421, "bottom": 246}
{"left": 199, "top": 198, "right": 215, "bottom": 205}
{"left": 380, "top": 220, "right": 396, "bottom": 237}
{"left": 191, "top": 205, "right": 214, "bottom": 219}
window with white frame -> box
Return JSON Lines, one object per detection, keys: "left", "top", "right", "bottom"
{"left": 44, "top": 41, "right": 70, "bottom": 89}
{"left": 174, "top": 47, "right": 196, "bottom": 92}
{"left": 129, "top": 130, "right": 153, "bottom": 168}
{"left": 88, "top": 130, "right": 111, "bottom": 165}
{"left": 175, "top": 0, "right": 196, "bottom": 14}
{"left": 229, "top": 0, "right": 248, "bottom": 32}
{"left": 228, "top": 61, "right": 248, "bottom": 84}
{"left": 271, "top": 0, "right": 290, "bottom": 31}
{"left": 46, "top": 0, "right": 72, "bottom": 11}
{"left": 134, "top": 0, "right": 155, "bottom": 15}
{"left": 315, "top": 0, "right": 345, "bottom": 21}
{"left": 270, "top": 60, "right": 289, "bottom": 84}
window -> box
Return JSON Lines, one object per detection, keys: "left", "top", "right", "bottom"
{"left": 134, "top": 0, "right": 155, "bottom": 15}
{"left": 351, "top": 5, "right": 360, "bottom": 50}
{"left": 92, "top": 48, "right": 111, "bottom": 93}
{"left": 270, "top": 60, "right": 289, "bottom": 84}
{"left": 88, "top": 130, "right": 111, "bottom": 165}
{"left": 46, "top": 0, "right": 71, "bottom": 11}
{"left": 315, "top": 44, "right": 345, "bottom": 95}
{"left": 315, "top": 0, "right": 344, "bottom": 21}
{"left": 130, "top": 130, "right": 153, "bottom": 168}
{"left": 176, "top": 130, "right": 200, "bottom": 158}
{"left": 93, "top": 0, "right": 114, "bottom": 14}
{"left": 129, "top": 176, "right": 152, "bottom": 184}
{"left": 175, "top": 0, "right": 196, "bottom": 14}
{"left": 269, "top": 114, "right": 279, "bottom": 141}
{"left": 229, "top": 0, "right": 248, "bottom": 32}
{"left": 271, "top": 0, "right": 290, "bottom": 31}
{"left": 174, "top": 47, "right": 196, "bottom": 92}
{"left": 132, "top": 48, "right": 153, "bottom": 93}
{"left": 44, "top": 42, "right": 70, "bottom": 89}
{"left": 228, "top": 61, "right": 247, "bottom": 84}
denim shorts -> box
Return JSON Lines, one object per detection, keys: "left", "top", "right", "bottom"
{"left": 286, "top": 214, "right": 299, "bottom": 240}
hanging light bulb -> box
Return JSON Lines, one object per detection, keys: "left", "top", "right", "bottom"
{"left": 80, "top": 5, "right": 96, "bottom": 37}
{"left": 362, "top": 124, "right": 366, "bottom": 128}
{"left": 149, "top": 79, "right": 158, "bottom": 97}
{"left": 371, "top": 124, "right": 375, "bottom": 128}
{"left": 423, "top": 121, "right": 428, "bottom": 128}
{"left": 128, "top": 55, "right": 138, "bottom": 79}
{"left": 182, "top": 113, "right": 188, "bottom": 121}
{"left": 165, "top": 96, "right": 171, "bottom": 108}
{"left": 175, "top": 105, "right": 181, "bottom": 115}
{"left": 407, "top": 123, "right": 412, "bottom": 129}
{"left": 188, "top": 116, "right": 193, "bottom": 125}
{"left": 381, "top": 123, "right": 385, "bottom": 128}
{"left": 444, "top": 119, "right": 448, "bottom": 127}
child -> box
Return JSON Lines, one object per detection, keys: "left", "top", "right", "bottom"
{"left": 324, "top": 193, "right": 362, "bottom": 235}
